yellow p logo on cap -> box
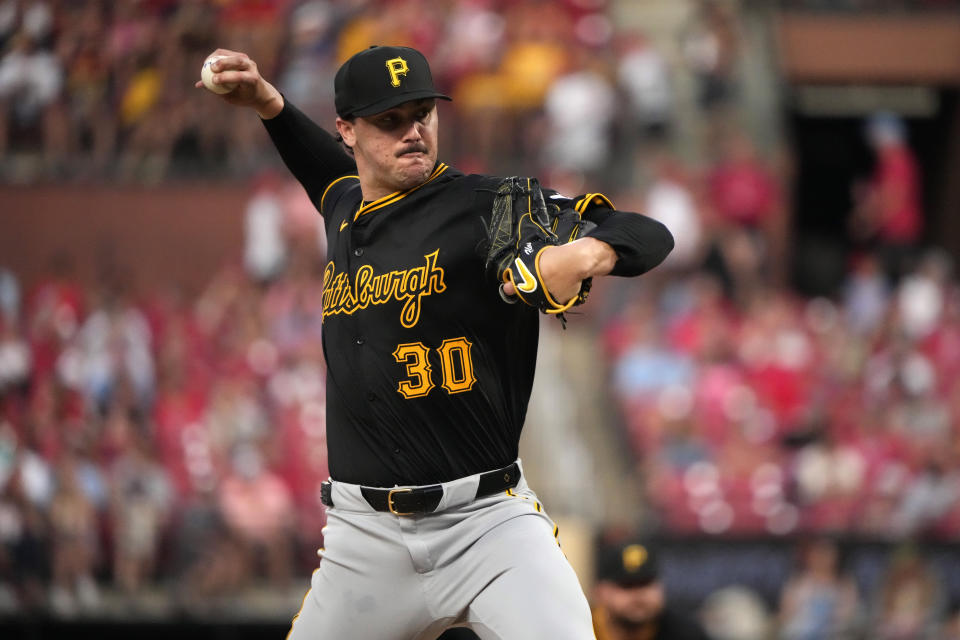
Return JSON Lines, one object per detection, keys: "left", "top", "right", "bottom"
{"left": 622, "top": 544, "right": 648, "bottom": 573}
{"left": 386, "top": 57, "right": 409, "bottom": 87}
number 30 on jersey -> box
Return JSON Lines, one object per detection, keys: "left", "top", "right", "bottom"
{"left": 392, "top": 337, "right": 476, "bottom": 398}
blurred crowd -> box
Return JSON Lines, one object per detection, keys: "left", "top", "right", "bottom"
{"left": 3, "top": 189, "right": 957, "bottom": 630}
{"left": 603, "top": 243, "right": 960, "bottom": 535}
{"left": 591, "top": 533, "right": 960, "bottom": 640}
{"left": 0, "top": 0, "right": 291, "bottom": 182}
{"left": 0, "top": 0, "right": 744, "bottom": 186}
{"left": 0, "top": 216, "right": 331, "bottom": 615}
{"left": 601, "top": 105, "right": 950, "bottom": 542}
{"left": 780, "top": 0, "right": 960, "bottom": 10}
{"left": 3, "top": 0, "right": 960, "bottom": 634}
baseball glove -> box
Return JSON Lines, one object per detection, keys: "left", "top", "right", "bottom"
{"left": 484, "top": 176, "right": 595, "bottom": 319}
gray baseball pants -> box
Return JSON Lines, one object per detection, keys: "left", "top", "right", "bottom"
{"left": 286, "top": 461, "right": 596, "bottom": 639}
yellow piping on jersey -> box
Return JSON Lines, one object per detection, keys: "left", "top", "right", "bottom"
{"left": 321, "top": 175, "right": 360, "bottom": 215}
{"left": 354, "top": 163, "right": 449, "bottom": 220}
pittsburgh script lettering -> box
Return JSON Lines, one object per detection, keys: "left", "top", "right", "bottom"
{"left": 322, "top": 250, "right": 446, "bottom": 328}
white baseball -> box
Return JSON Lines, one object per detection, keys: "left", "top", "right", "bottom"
{"left": 201, "top": 55, "right": 237, "bottom": 94}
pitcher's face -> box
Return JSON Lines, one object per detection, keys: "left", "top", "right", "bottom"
{"left": 337, "top": 99, "right": 439, "bottom": 199}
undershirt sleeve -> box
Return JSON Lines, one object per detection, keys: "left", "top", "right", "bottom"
{"left": 583, "top": 206, "right": 675, "bottom": 277}
{"left": 261, "top": 100, "right": 358, "bottom": 214}
{"left": 545, "top": 190, "right": 676, "bottom": 278}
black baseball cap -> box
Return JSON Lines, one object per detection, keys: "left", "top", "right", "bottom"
{"left": 596, "top": 541, "right": 660, "bottom": 588}
{"left": 334, "top": 45, "right": 451, "bottom": 118}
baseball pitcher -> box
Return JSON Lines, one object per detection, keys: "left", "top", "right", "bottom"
{"left": 197, "top": 45, "right": 674, "bottom": 639}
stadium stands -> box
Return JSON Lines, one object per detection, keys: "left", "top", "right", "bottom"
{"left": 2, "top": 0, "right": 960, "bottom": 637}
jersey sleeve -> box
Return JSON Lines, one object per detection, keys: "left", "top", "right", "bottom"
{"left": 261, "top": 99, "right": 357, "bottom": 215}
{"left": 547, "top": 191, "right": 675, "bottom": 278}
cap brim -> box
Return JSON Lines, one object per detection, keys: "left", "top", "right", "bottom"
{"left": 348, "top": 91, "right": 452, "bottom": 117}
{"left": 606, "top": 574, "right": 659, "bottom": 588}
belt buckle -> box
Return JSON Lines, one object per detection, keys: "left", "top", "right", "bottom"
{"left": 387, "top": 488, "right": 414, "bottom": 516}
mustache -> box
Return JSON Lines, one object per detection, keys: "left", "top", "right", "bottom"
{"left": 396, "top": 144, "right": 428, "bottom": 156}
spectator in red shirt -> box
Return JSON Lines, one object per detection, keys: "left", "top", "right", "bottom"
{"left": 852, "top": 112, "right": 923, "bottom": 283}
{"left": 708, "top": 133, "right": 778, "bottom": 230}
{"left": 704, "top": 132, "right": 782, "bottom": 300}
{"left": 218, "top": 443, "right": 295, "bottom": 587}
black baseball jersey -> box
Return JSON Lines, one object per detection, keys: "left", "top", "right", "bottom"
{"left": 263, "top": 101, "right": 673, "bottom": 487}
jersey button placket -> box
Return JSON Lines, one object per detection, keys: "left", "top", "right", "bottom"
{"left": 354, "top": 247, "right": 363, "bottom": 257}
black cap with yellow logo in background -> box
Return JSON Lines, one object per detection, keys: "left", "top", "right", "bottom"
{"left": 334, "top": 45, "right": 452, "bottom": 118}
{"left": 596, "top": 540, "right": 661, "bottom": 588}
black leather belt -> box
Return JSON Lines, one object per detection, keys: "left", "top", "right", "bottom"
{"left": 320, "top": 462, "right": 521, "bottom": 516}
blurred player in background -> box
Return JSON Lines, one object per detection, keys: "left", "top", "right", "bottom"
{"left": 592, "top": 539, "right": 710, "bottom": 640}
